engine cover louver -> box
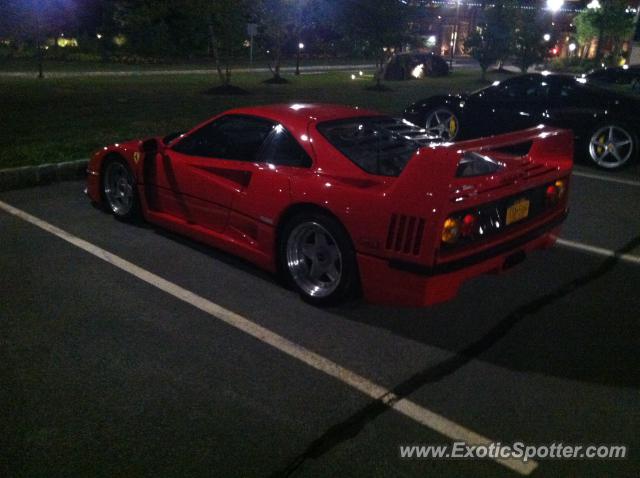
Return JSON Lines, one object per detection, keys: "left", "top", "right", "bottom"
{"left": 386, "top": 214, "right": 426, "bottom": 256}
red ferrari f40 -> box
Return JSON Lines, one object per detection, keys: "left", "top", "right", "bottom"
{"left": 86, "top": 104, "right": 573, "bottom": 306}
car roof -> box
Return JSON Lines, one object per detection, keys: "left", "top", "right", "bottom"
{"left": 224, "top": 103, "right": 383, "bottom": 126}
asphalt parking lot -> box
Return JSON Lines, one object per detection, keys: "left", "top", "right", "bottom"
{"left": 1, "top": 164, "right": 639, "bottom": 477}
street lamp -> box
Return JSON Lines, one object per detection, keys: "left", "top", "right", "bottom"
{"left": 295, "top": 42, "right": 304, "bottom": 76}
{"left": 546, "top": 0, "right": 564, "bottom": 13}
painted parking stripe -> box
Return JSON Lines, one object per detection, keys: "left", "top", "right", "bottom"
{"left": 0, "top": 199, "right": 538, "bottom": 476}
{"left": 557, "top": 238, "right": 640, "bottom": 265}
{"left": 572, "top": 170, "right": 640, "bottom": 187}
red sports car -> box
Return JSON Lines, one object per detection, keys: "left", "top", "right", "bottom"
{"left": 86, "top": 104, "right": 573, "bottom": 306}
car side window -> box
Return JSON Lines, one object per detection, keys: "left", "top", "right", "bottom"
{"left": 497, "top": 77, "right": 549, "bottom": 100}
{"left": 259, "top": 125, "right": 312, "bottom": 167}
{"left": 551, "top": 81, "right": 589, "bottom": 103}
{"left": 172, "top": 115, "right": 275, "bottom": 161}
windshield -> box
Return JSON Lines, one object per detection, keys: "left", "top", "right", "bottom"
{"left": 316, "top": 116, "right": 433, "bottom": 176}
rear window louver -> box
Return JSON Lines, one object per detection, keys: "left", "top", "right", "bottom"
{"left": 386, "top": 214, "right": 426, "bottom": 255}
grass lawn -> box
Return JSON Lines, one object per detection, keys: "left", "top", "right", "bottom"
{"left": 0, "top": 69, "right": 509, "bottom": 169}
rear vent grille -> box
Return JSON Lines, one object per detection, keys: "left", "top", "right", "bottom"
{"left": 386, "top": 214, "right": 426, "bottom": 255}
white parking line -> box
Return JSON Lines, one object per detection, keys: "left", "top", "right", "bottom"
{"left": 557, "top": 238, "right": 640, "bottom": 265}
{"left": 572, "top": 171, "right": 640, "bottom": 187}
{"left": 0, "top": 199, "right": 537, "bottom": 476}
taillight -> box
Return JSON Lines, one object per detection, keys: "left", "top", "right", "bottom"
{"left": 441, "top": 217, "right": 461, "bottom": 244}
{"left": 545, "top": 179, "right": 567, "bottom": 205}
{"left": 461, "top": 213, "right": 477, "bottom": 236}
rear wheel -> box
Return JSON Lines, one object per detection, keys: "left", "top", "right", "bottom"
{"left": 279, "top": 213, "right": 359, "bottom": 306}
{"left": 587, "top": 124, "right": 636, "bottom": 170}
{"left": 102, "top": 158, "right": 140, "bottom": 220}
{"left": 424, "top": 108, "right": 459, "bottom": 141}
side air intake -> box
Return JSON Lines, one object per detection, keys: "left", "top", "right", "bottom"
{"left": 386, "top": 214, "right": 426, "bottom": 256}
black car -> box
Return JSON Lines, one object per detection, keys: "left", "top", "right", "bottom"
{"left": 404, "top": 73, "right": 640, "bottom": 170}
{"left": 584, "top": 64, "right": 640, "bottom": 87}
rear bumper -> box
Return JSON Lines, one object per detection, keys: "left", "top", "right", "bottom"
{"left": 357, "top": 212, "right": 566, "bottom": 307}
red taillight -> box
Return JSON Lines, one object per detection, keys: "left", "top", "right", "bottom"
{"left": 546, "top": 179, "right": 567, "bottom": 205}
{"left": 461, "top": 213, "right": 477, "bottom": 236}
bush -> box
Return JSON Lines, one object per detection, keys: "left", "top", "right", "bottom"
{"left": 546, "top": 57, "right": 597, "bottom": 74}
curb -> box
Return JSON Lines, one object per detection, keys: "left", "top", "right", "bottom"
{"left": 0, "top": 159, "right": 88, "bottom": 192}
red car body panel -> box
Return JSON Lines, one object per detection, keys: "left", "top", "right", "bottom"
{"left": 87, "top": 104, "right": 573, "bottom": 306}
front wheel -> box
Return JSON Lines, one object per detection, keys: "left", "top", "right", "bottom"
{"left": 102, "top": 158, "right": 140, "bottom": 220}
{"left": 587, "top": 124, "right": 636, "bottom": 170}
{"left": 424, "top": 108, "right": 459, "bottom": 141}
{"left": 279, "top": 213, "right": 359, "bottom": 306}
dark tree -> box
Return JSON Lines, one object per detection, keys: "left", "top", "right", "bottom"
{"left": 512, "top": 8, "right": 547, "bottom": 73}
{"left": 340, "top": 0, "right": 411, "bottom": 88}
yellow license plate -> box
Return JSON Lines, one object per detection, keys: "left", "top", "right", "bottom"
{"left": 506, "top": 199, "right": 530, "bottom": 226}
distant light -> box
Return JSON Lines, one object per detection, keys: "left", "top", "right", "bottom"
{"left": 623, "top": 64, "right": 630, "bottom": 70}
{"left": 96, "top": 33, "right": 102, "bottom": 39}
{"left": 587, "top": 0, "right": 601, "bottom": 9}
{"left": 541, "top": 70, "right": 551, "bottom": 76}
{"left": 492, "top": 80, "right": 500, "bottom": 86}
{"left": 543, "top": 33, "right": 551, "bottom": 42}
{"left": 569, "top": 43, "right": 577, "bottom": 52}
{"left": 359, "top": 70, "right": 363, "bottom": 76}
{"left": 351, "top": 74, "right": 356, "bottom": 80}
{"left": 576, "top": 78, "right": 587, "bottom": 84}
{"left": 546, "top": 0, "right": 564, "bottom": 13}
{"left": 411, "top": 64, "right": 424, "bottom": 78}
{"left": 298, "top": 42, "right": 304, "bottom": 50}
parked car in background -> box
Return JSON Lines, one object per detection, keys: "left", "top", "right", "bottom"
{"left": 583, "top": 64, "right": 640, "bottom": 89}
{"left": 383, "top": 51, "right": 449, "bottom": 81}
{"left": 86, "top": 104, "right": 572, "bottom": 307}
{"left": 404, "top": 73, "right": 640, "bottom": 170}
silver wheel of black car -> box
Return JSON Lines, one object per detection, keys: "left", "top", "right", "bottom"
{"left": 286, "top": 222, "right": 342, "bottom": 299}
{"left": 588, "top": 125, "right": 635, "bottom": 170}
{"left": 425, "top": 108, "right": 459, "bottom": 141}
{"left": 102, "top": 159, "right": 138, "bottom": 219}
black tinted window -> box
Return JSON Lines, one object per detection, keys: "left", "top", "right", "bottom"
{"left": 497, "top": 77, "right": 549, "bottom": 99}
{"left": 260, "top": 125, "right": 312, "bottom": 167}
{"left": 172, "top": 115, "right": 274, "bottom": 161}
{"left": 317, "top": 117, "right": 431, "bottom": 176}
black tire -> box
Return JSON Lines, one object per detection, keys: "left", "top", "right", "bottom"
{"left": 101, "top": 157, "right": 141, "bottom": 221}
{"left": 278, "top": 212, "right": 360, "bottom": 306}
{"left": 584, "top": 123, "right": 638, "bottom": 171}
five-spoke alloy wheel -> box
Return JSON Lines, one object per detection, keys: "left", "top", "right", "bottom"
{"left": 102, "top": 158, "right": 140, "bottom": 220}
{"left": 425, "top": 108, "right": 459, "bottom": 141}
{"left": 280, "top": 213, "right": 359, "bottom": 305}
{"left": 588, "top": 125, "right": 636, "bottom": 170}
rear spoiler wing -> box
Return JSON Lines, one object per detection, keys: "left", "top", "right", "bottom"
{"left": 401, "top": 125, "right": 574, "bottom": 182}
